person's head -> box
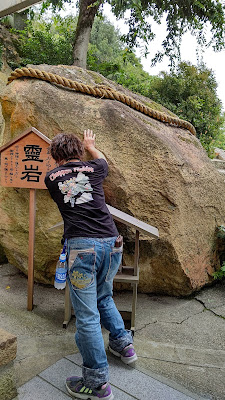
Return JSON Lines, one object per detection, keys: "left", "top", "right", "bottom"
{"left": 50, "top": 133, "right": 84, "bottom": 164}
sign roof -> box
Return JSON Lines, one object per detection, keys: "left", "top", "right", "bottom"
{"left": 0, "top": 0, "right": 42, "bottom": 17}
{"left": 0, "top": 127, "right": 51, "bottom": 153}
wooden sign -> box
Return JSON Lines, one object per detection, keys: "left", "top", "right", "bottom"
{"left": 0, "top": 127, "right": 56, "bottom": 311}
{"left": 0, "top": 127, "right": 56, "bottom": 189}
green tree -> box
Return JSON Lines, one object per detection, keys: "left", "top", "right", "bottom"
{"left": 40, "top": 0, "right": 225, "bottom": 69}
{"left": 87, "top": 15, "right": 123, "bottom": 75}
{"left": 147, "top": 62, "right": 225, "bottom": 154}
{"left": 87, "top": 17, "right": 153, "bottom": 92}
{"left": 13, "top": 15, "right": 75, "bottom": 66}
{"left": 15, "top": 13, "right": 152, "bottom": 93}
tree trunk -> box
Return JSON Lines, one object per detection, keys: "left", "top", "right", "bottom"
{"left": 73, "top": 0, "right": 101, "bottom": 69}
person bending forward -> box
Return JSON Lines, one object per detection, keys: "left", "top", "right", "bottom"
{"left": 45, "top": 129, "right": 137, "bottom": 400}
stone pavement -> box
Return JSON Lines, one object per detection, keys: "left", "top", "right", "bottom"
{"left": 13, "top": 353, "right": 197, "bottom": 400}
{"left": 1, "top": 263, "right": 225, "bottom": 400}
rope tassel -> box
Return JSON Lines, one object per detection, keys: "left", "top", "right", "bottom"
{"left": 7, "top": 67, "right": 196, "bottom": 136}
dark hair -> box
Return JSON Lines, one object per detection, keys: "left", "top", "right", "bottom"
{"left": 50, "top": 133, "right": 84, "bottom": 163}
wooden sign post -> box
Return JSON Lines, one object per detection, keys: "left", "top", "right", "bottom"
{"left": 0, "top": 127, "right": 56, "bottom": 311}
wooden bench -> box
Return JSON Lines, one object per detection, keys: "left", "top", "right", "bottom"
{"left": 49, "top": 204, "right": 159, "bottom": 332}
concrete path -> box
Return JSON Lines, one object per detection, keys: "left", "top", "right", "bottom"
{"left": 1, "top": 263, "right": 225, "bottom": 399}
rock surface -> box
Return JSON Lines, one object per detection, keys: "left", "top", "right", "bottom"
{"left": 0, "top": 329, "right": 17, "bottom": 367}
{"left": 0, "top": 329, "right": 17, "bottom": 400}
{"left": 214, "top": 147, "right": 225, "bottom": 160}
{"left": 0, "top": 60, "right": 11, "bottom": 146}
{"left": 1, "top": 64, "right": 225, "bottom": 295}
{"left": 0, "top": 24, "right": 21, "bottom": 70}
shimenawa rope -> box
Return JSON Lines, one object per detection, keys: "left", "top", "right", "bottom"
{"left": 7, "top": 67, "right": 196, "bottom": 136}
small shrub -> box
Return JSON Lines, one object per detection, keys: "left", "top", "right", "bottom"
{"left": 213, "top": 262, "right": 225, "bottom": 280}
{"left": 213, "top": 226, "right": 225, "bottom": 280}
{"left": 12, "top": 16, "right": 75, "bottom": 66}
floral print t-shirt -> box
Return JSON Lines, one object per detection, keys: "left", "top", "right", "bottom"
{"left": 45, "top": 158, "right": 118, "bottom": 239}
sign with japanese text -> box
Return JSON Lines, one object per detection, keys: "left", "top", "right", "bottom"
{"left": 0, "top": 128, "right": 56, "bottom": 189}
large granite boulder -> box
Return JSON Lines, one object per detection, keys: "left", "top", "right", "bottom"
{"left": 1, "top": 64, "right": 225, "bottom": 295}
{"left": 0, "top": 60, "right": 11, "bottom": 146}
{"left": 0, "top": 58, "right": 11, "bottom": 264}
{"left": 0, "top": 24, "right": 21, "bottom": 70}
{"left": 214, "top": 147, "right": 225, "bottom": 160}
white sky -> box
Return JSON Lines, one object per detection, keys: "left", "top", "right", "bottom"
{"left": 102, "top": 4, "right": 225, "bottom": 112}
{"left": 56, "top": 2, "right": 225, "bottom": 111}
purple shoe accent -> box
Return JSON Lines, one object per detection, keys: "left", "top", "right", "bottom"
{"left": 123, "top": 346, "right": 136, "bottom": 358}
{"left": 97, "top": 384, "right": 112, "bottom": 398}
{"left": 109, "top": 343, "right": 138, "bottom": 365}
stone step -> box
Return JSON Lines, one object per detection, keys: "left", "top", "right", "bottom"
{"left": 0, "top": 329, "right": 17, "bottom": 368}
{"left": 211, "top": 159, "right": 225, "bottom": 169}
{"left": 213, "top": 148, "right": 225, "bottom": 160}
{"left": 217, "top": 169, "right": 225, "bottom": 175}
{"left": 0, "top": 329, "right": 17, "bottom": 400}
{"left": 36, "top": 354, "right": 195, "bottom": 400}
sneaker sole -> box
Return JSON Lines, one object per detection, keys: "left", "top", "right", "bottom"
{"left": 66, "top": 383, "right": 114, "bottom": 400}
{"left": 108, "top": 346, "right": 138, "bottom": 364}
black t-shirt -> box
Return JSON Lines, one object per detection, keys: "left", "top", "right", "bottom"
{"left": 45, "top": 158, "right": 118, "bottom": 239}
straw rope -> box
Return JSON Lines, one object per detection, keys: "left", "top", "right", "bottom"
{"left": 7, "top": 67, "right": 196, "bottom": 136}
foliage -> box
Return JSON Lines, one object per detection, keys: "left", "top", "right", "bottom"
{"left": 210, "top": 125, "right": 225, "bottom": 151}
{"left": 111, "top": 0, "right": 225, "bottom": 65}
{"left": 14, "top": 13, "right": 153, "bottom": 96}
{"left": 213, "top": 262, "right": 225, "bottom": 280}
{"left": 146, "top": 62, "right": 225, "bottom": 153}
{"left": 87, "top": 16, "right": 123, "bottom": 75}
{"left": 40, "top": 0, "right": 72, "bottom": 14}
{"left": 87, "top": 18, "right": 157, "bottom": 95}
{"left": 42, "top": 0, "right": 225, "bottom": 66}
{"left": 109, "top": 53, "right": 155, "bottom": 96}
{"left": 216, "top": 225, "right": 225, "bottom": 239}
{"left": 213, "top": 226, "right": 225, "bottom": 280}
{"left": 13, "top": 15, "right": 75, "bottom": 66}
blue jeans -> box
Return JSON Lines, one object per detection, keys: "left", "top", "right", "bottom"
{"left": 67, "top": 236, "right": 133, "bottom": 389}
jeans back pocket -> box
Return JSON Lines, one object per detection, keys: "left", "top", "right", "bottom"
{"left": 68, "top": 248, "right": 96, "bottom": 290}
{"left": 105, "top": 246, "right": 123, "bottom": 282}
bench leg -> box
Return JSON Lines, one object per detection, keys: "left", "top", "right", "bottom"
{"left": 131, "top": 283, "right": 137, "bottom": 334}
